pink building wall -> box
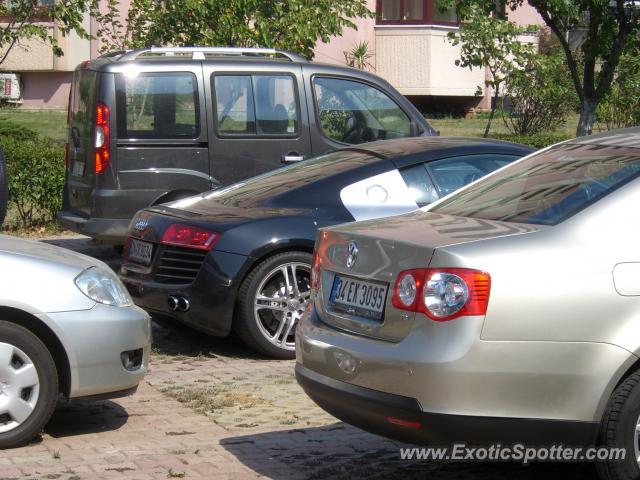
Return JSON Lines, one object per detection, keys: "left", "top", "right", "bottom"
{"left": 15, "top": 1, "right": 547, "bottom": 110}
{"left": 20, "top": 72, "right": 71, "bottom": 109}
{"left": 314, "top": 0, "right": 376, "bottom": 66}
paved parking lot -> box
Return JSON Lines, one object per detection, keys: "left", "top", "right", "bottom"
{"left": 0, "top": 236, "right": 600, "bottom": 479}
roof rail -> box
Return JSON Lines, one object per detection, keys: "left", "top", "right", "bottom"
{"left": 98, "top": 50, "right": 128, "bottom": 59}
{"left": 117, "top": 47, "right": 308, "bottom": 62}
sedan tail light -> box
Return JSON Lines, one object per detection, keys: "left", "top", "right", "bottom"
{"left": 392, "top": 268, "right": 491, "bottom": 321}
{"left": 161, "top": 223, "right": 220, "bottom": 250}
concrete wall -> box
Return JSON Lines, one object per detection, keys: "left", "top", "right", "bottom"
{"left": 374, "top": 25, "right": 483, "bottom": 97}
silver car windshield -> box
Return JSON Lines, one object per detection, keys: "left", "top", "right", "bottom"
{"left": 430, "top": 143, "right": 640, "bottom": 226}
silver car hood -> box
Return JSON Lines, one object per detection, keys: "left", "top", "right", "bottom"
{"left": 0, "top": 235, "right": 103, "bottom": 271}
{"left": 0, "top": 235, "right": 106, "bottom": 314}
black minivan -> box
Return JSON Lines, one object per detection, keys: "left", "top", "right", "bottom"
{"left": 58, "top": 47, "right": 436, "bottom": 244}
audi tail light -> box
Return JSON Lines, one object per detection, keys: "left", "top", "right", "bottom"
{"left": 161, "top": 224, "right": 220, "bottom": 250}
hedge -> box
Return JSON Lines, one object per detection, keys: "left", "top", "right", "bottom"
{"left": 2, "top": 136, "right": 65, "bottom": 229}
{"left": 489, "top": 132, "right": 573, "bottom": 149}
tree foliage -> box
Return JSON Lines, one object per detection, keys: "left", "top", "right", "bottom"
{"left": 445, "top": 2, "right": 537, "bottom": 137}
{"left": 444, "top": 0, "right": 640, "bottom": 137}
{"left": 0, "top": 0, "right": 93, "bottom": 66}
{"left": 596, "top": 47, "right": 640, "bottom": 131}
{"left": 93, "top": 0, "right": 374, "bottom": 60}
{"left": 503, "top": 51, "right": 578, "bottom": 135}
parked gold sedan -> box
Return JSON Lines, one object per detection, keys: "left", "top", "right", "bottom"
{"left": 297, "top": 128, "right": 640, "bottom": 479}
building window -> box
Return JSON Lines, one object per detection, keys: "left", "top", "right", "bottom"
{"left": 377, "top": 0, "right": 458, "bottom": 25}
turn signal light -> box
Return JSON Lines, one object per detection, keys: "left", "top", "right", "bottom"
{"left": 161, "top": 224, "right": 220, "bottom": 250}
{"left": 392, "top": 268, "right": 491, "bottom": 321}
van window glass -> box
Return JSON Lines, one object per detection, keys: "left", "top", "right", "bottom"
{"left": 214, "top": 74, "right": 298, "bottom": 137}
{"left": 116, "top": 72, "right": 199, "bottom": 139}
{"left": 253, "top": 76, "right": 298, "bottom": 135}
{"left": 314, "top": 76, "right": 411, "bottom": 145}
{"left": 215, "top": 76, "right": 256, "bottom": 134}
{"left": 70, "top": 70, "right": 97, "bottom": 136}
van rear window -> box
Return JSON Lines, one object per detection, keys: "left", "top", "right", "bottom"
{"left": 115, "top": 72, "right": 200, "bottom": 139}
{"left": 70, "top": 70, "right": 97, "bottom": 135}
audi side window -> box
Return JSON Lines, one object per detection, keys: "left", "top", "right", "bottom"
{"left": 399, "top": 165, "right": 439, "bottom": 207}
{"left": 427, "top": 154, "right": 519, "bottom": 197}
{"left": 431, "top": 145, "right": 640, "bottom": 226}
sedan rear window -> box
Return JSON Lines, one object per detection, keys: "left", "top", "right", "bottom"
{"left": 430, "top": 143, "right": 640, "bottom": 226}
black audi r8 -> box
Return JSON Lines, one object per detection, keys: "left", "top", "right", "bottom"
{"left": 119, "top": 137, "right": 532, "bottom": 358}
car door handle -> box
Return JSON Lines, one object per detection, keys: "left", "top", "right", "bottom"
{"left": 282, "top": 153, "right": 305, "bottom": 163}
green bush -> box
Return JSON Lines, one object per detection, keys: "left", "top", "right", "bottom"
{"left": 0, "top": 120, "right": 39, "bottom": 142}
{"left": 596, "top": 51, "right": 640, "bottom": 131}
{"left": 2, "top": 137, "right": 65, "bottom": 228}
{"left": 502, "top": 53, "right": 577, "bottom": 135}
{"left": 490, "top": 132, "right": 573, "bottom": 149}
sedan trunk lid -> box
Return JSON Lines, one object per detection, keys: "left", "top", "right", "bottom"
{"left": 315, "top": 210, "right": 540, "bottom": 341}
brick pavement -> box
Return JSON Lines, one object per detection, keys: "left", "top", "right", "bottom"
{"left": 0, "top": 236, "right": 602, "bottom": 479}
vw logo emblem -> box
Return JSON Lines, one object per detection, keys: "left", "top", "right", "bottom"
{"left": 346, "top": 240, "right": 359, "bottom": 268}
{"left": 134, "top": 219, "right": 149, "bottom": 231}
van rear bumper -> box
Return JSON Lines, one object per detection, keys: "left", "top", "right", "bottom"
{"left": 58, "top": 210, "right": 130, "bottom": 244}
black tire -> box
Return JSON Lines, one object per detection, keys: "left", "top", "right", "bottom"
{"left": 596, "top": 370, "right": 640, "bottom": 480}
{"left": 0, "top": 147, "right": 7, "bottom": 228}
{"left": 234, "top": 251, "right": 312, "bottom": 360}
{"left": 0, "top": 321, "right": 58, "bottom": 449}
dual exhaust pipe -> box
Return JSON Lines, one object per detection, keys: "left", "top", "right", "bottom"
{"left": 168, "top": 296, "right": 190, "bottom": 312}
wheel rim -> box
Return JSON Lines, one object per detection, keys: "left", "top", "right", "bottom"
{"left": 0, "top": 342, "right": 40, "bottom": 434}
{"left": 253, "top": 262, "right": 311, "bottom": 351}
{"left": 635, "top": 415, "right": 640, "bottom": 467}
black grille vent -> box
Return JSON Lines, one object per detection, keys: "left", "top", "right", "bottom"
{"left": 154, "top": 246, "right": 207, "bottom": 285}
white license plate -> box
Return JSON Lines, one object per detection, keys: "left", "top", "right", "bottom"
{"left": 72, "top": 160, "right": 85, "bottom": 177}
{"left": 128, "top": 239, "right": 153, "bottom": 266}
{"left": 329, "top": 275, "right": 388, "bottom": 321}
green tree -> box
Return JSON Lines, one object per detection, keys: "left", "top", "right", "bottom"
{"left": 93, "top": 0, "right": 373, "bottom": 60}
{"left": 0, "top": 0, "right": 93, "bottom": 66}
{"left": 596, "top": 47, "right": 640, "bottom": 131}
{"left": 446, "top": 2, "right": 536, "bottom": 137}
{"left": 444, "top": 0, "right": 640, "bottom": 137}
{"left": 503, "top": 51, "right": 577, "bottom": 135}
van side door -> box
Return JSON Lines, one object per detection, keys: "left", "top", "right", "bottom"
{"left": 114, "top": 66, "right": 210, "bottom": 215}
{"left": 204, "top": 62, "right": 312, "bottom": 186}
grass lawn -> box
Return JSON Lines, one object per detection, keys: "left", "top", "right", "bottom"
{"left": 0, "top": 109, "right": 67, "bottom": 142}
{"left": 428, "top": 113, "right": 579, "bottom": 138}
{"left": 0, "top": 107, "right": 580, "bottom": 142}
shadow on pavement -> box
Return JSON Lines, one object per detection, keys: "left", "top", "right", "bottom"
{"left": 44, "top": 400, "right": 128, "bottom": 438}
{"left": 220, "top": 424, "right": 599, "bottom": 480}
{"left": 151, "top": 315, "right": 266, "bottom": 360}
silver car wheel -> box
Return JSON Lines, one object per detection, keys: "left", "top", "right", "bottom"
{"left": 253, "top": 262, "right": 311, "bottom": 351}
{"left": 0, "top": 342, "right": 40, "bottom": 434}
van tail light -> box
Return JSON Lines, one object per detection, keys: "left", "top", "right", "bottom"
{"left": 95, "top": 102, "right": 110, "bottom": 175}
{"left": 161, "top": 223, "right": 220, "bottom": 250}
{"left": 392, "top": 268, "right": 491, "bottom": 321}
